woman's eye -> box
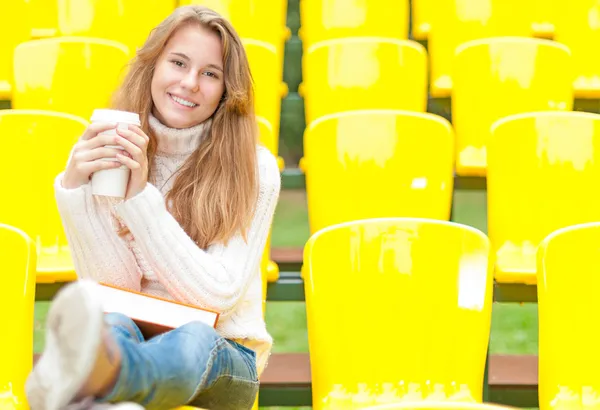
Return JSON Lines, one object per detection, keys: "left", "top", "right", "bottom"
{"left": 171, "top": 60, "right": 185, "bottom": 68}
{"left": 203, "top": 71, "right": 217, "bottom": 78}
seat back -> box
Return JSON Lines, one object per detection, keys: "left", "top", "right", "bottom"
{"left": 304, "top": 218, "right": 493, "bottom": 409}
{"left": 27, "top": 0, "right": 59, "bottom": 37}
{"left": 257, "top": 116, "right": 279, "bottom": 284}
{"left": 537, "top": 222, "right": 600, "bottom": 410}
{"left": 428, "top": 0, "right": 531, "bottom": 98}
{"left": 0, "top": 224, "right": 37, "bottom": 410}
{"left": 488, "top": 111, "right": 600, "bottom": 284}
{"left": 554, "top": 0, "right": 600, "bottom": 97}
{"left": 529, "top": 0, "right": 556, "bottom": 37}
{"left": 452, "top": 37, "right": 573, "bottom": 176}
{"left": 0, "top": 110, "right": 88, "bottom": 262}
{"left": 303, "top": 110, "right": 454, "bottom": 234}
{"left": 56, "top": 0, "right": 175, "bottom": 56}
{"left": 302, "top": 38, "right": 427, "bottom": 125}
{"left": 364, "top": 402, "right": 519, "bottom": 410}
{"left": 299, "top": 0, "right": 408, "bottom": 50}
{"left": 0, "top": 0, "right": 32, "bottom": 99}
{"left": 12, "top": 37, "right": 130, "bottom": 120}
{"left": 411, "top": 0, "right": 433, "bottom": 39}
{"left": 245, "top": 40, "right": 285, "bottom": 139}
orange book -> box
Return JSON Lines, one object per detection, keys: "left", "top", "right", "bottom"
{"left": 97, "top": 282, "right": 220, "bottom": 339}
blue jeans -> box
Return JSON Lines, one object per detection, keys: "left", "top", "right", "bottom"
{"left": 98, "top": 313, "right": 259, "bottom": 410}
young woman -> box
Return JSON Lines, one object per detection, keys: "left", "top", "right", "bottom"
{"left": 26, "top": 5, "right": 280, "bottom": 410}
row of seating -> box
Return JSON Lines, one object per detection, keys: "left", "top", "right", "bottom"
{"left": 300, "top": 36, "right": 576, "bottom": 177}
{"left": 2, "top": 108, "right": 598, "bottom": 290}
{"left": 3, "top": 34, "right": 578, "bottom": 179}
{"left": 5, "top": 216, "right": 599, "bottom": 409}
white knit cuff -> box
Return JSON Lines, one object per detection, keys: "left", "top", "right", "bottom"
{"left": 54, "top": 172, "right": 93, "bottom": 217}
{"left": 114, "top": 182, "right": 168, "bottom": 228}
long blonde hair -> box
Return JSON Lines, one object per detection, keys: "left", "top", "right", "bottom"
{"left": 112, "top": 5, "right": 258, "bottom": 248}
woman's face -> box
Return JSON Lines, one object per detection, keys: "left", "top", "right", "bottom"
{"left": 151, "top": 23, "right": 225, "bottom": 129}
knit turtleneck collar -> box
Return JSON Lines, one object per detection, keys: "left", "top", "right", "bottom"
{"left": 148, "top": 113, "right": 212, "bottom": 156}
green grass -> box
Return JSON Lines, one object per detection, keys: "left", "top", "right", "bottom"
{"left": 33, "top": 189, "right": 537, "bottom": 410}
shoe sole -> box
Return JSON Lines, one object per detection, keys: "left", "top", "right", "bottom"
{"left": 27, "top": 280, "right": 104, "bottom": 410}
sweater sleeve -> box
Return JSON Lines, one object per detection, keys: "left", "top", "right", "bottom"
{"left": 54, "top": 172, "right": 143, "bottom": 290}
{"left": 114, "top": 148, "right": 281, "bottom": 317}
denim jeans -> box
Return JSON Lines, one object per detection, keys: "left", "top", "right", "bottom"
{"left": 98, "top": 312, "right": 259, "bottom": 410}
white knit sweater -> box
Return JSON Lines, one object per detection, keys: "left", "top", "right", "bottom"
{"left": 54, "top": 114, "right": 281, "bottom": 375}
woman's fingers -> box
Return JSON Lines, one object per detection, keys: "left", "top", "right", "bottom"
{"left": 73, "top": 147, "right": 129, "bottom": 163}
{"left": 117, "top": 127, "right": 148, "bottom": 150}
{"left": 116, "top": 153, "right": 142, "bottom": 170}
{"left": 80, "top": 122, "right": 118, "bottom": 141}
{"left": 113, "top": 134, "right": 145, "bottom": 161}
{"left": 75, "top": 158, "right": 122, "bottom": 176}
{"left": 82, "top": 133, "right": 122, "bottom": 150}
{"left": 127, "top": 125, "right": 150, "bottom": 143}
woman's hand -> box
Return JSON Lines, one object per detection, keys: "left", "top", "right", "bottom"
{"left": 62, "top": 122, "right": 126, "bottom": 190}
{"left": 114, "top": 125, "right": 151, "bottom": 200}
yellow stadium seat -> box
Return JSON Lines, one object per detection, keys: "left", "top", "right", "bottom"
{"left": 56, "top": 0, "right": 175, "bottom": 57}
{"left": 537, "top": 222, "right": 600, "bottom": 410}
{"left": 364, "top": 403, "right": 518, "bottom": 410}
{"left": 299, "top": 0, "right": 408, "bottom": 51}
{"left": 257, "top": 116, "right": 280, "bottom": 283}
{"left": 488, "top": 111, "right": 600, "bottom": 284}
{"left": 12, "top": 37, "right": 130, "bottom": 121}
{"left": 301, "top": 38, "right": 427, "bottom": 126}
{"left": 0, "top": 224, "right": 37, "bottom": 410}
{"left": 530, "top": 0, "right": 556, "bottom": 38}
{"left": 27, "top": 0, "right": 59, "bottom": 38}
{"left": 452, "top": 37, "right": 573, "bottom": 177}
{"left": 428, "top": 0, "right": 532, "bottom": 98}
{"left": 303, "top": 218, "right": 493, "bottom": 410}
{"left": 302, "top": 110, "right": 454, "bottom": 234}
{"left": 554, "top": 0, "right": 600, "bottom": 98}
{"left": 0, "top": 110, "right": 89, "bottom": 283}
{"left": 411, "top": 0, "right": 433, "bottom": 39}
{"left": 180, "top": 0, "right": 289, "bottom": 56}
{"left": 0, "top": 1, "right": 32, "bottom": 100}
{"left": 245, "top": 39, "right": 287, "bottom": 141}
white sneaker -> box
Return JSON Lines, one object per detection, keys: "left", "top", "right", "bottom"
{"left": 26, "top": 279, "right": 105, "bottom": 410}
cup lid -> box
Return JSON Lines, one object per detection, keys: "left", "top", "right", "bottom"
{"left": 91, "top": 109, "right": 141, "bottom": 126}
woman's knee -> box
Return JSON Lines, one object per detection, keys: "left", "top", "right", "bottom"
{"left": 104, "top": 312, "right": 143, "bottom": 342}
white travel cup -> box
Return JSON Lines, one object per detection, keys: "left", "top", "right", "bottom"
{"left": 89, "top": 109, "right": 141, "bottom": 198}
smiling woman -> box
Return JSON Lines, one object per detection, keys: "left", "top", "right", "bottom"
{"left": 27, "top": 5, "right": 281, "bottom": 410}
{"left": 151, "top": 25, "right": 225, "bottom": 129}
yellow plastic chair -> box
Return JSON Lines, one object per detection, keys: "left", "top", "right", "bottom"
{"left": 257, "top": 116, "right": 280, "bottom": 283}
{"left": 488, "top": 111, "right": 600, "bottom": 284}
{"left": 529, "top": 0, "right": 556, "bottom": 38}
{"left": 301, "top": 38, "right": 427, "bottom": 126}
{"left": 302, "top": 110, "right": 454, "bottom": 234}
{"left": 411, "top": 0, "right": 434, "bottom": 40}
{"left": 299, "top": 0, "right": 409, "bottom": 51}
{"left": 56, "top": 0, "right": 176, "bottom": 57}
{"left": 452, "top": 37, "right": 573, "bottom": 177}
{"left": 12, "top": 37, "right": 130, "bottom": 121}
{"left": 428, "top": 0, "right": 532, "bottom": 98}
{"left": 0, "top": 110, "right": 89, "bottom": 283}
{"left": 537, "top": 222, "right": 600, "bottom": 410}
{"left": 364, "top": 402, "right": 518, "bottom": 410}
{"left": 303, "top": 218, "right": 493, "bottom": 410}
{"left": 180, "top": 0, "right": 289, "bottom": 58}
{"left": 0, "top": 0, "right": 32, "bottom": 99}
{"left": 0, "top": 224, "right": 37, "bottom": 410}
{"left": 554, "top": 0, "right": 600, "bottom": 98}
{"left": 27, "top": 0, "right": 59, "bottom": 38}
{"left": 245, "top": 39, "right": 287, "bottom": 141}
